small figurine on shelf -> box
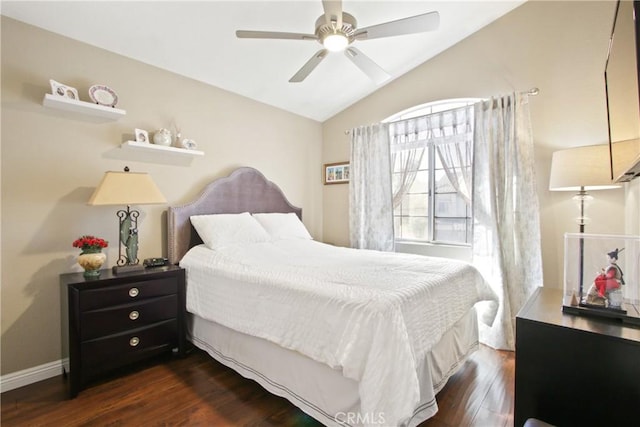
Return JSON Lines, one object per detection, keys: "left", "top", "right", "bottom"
{"left": 585, "top": 248, "right": 625, "bottom": 309}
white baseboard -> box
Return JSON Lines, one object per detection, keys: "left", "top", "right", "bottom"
{"left": 0, "top": 359, "right": 68, "bottom": 393}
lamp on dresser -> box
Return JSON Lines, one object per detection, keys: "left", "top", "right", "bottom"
{"left": 549, "top": 143, "right": 621, "bottom": 302}
{"left": 88, "top": 166, "right": 166, "bottom": 274}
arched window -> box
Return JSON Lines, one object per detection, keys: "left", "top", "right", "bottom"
{"left": 383, "top": 98, "right": 480, "bottom": 122}
{"left": 384, "top": 99, "right": 480, "bottom": 245}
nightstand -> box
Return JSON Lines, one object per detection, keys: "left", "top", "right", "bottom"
{"left": 515, "top": 286, "right": 640, "bottom": 427}
{"left": 60, "top": 265, "right": 186, "bottom": 398}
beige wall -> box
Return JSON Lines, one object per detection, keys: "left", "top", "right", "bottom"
{"left": 322, "top": 1, "right": 638, "bottom": 287}
{"left": 0, "top": 17, "right": 323, "bottom": 375}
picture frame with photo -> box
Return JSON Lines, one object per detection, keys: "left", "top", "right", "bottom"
{"left": 324, "top": 161, "right": 350, "bottom": 185}
{"left": 134, "top": 128, "right": 149, "bottom": 143}
{"left": 49, "top": 79, "right": 79, "bottom": 101}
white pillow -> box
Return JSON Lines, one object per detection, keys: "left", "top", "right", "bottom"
{"left": 190, "top": 212, "right": 271, "bottom": 250}
{"left": 253, "top": 212, "right": 312, "bottom": 240}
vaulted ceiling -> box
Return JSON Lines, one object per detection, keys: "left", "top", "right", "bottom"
{"left": 1, "top": 1, "right": 526, "bottom": 121}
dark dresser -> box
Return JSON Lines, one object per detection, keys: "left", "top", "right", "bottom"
{"left": 60, "top": 265, "right": 186, "bottom": 397}
{"left": 515, "top": 286, "right": 640, "bottom": 427}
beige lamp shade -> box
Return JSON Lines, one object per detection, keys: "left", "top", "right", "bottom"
{"left": 549, "top": 144, "right": 621, "bottom": 191}
{"left": 88, "top": 170, "right": 167, "bottom": 205}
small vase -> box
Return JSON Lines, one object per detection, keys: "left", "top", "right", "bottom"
{"left": 77, "top": 250, "right": 107, "bottom": 278}
{"left": 153, "top": 128, "right": 172, "bottom": 146}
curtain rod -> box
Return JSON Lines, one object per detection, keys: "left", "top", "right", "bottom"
{"left": 344, "top": 88, "right": 540, "bottom": 135}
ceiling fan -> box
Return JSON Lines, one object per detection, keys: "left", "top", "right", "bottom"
{"left": 236, "top": 0, "right": 440, "bottom": 84}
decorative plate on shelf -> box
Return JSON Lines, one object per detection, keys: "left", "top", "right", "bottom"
{"left": 181, "top": 139, "right": 198, "bottom": 150}
{"left": 88, "top": 85, "right": 118, "bottom": 107}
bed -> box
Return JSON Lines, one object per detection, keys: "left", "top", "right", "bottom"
{"left": 167, "top": 167, "right": 497, "bottom": 427}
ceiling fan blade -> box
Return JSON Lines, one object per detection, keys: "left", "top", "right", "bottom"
{"left": 344, "top": 47, "right": 390, "bottom": 84}
{"left": 289, "top": 49, "right": 329, "bottom": 83}
{"left": 236, "top": 30, "right": 317, "bottom": 41}
{"left": 322, "top": 0, "right": 343, "bottom": 28}
{"left": 354, "top": 11, "right": 440, "bottom": 40}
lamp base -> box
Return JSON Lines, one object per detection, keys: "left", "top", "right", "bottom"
{"left": 112, "top": 264, "right": 145, "bottom": 275}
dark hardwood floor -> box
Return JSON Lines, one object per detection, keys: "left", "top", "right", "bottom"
{"left": 1, "top": 345, "right": 514, "bottom": 426}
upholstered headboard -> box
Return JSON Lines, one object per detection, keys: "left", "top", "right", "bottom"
{"left": 167, "top": 167, "right": 302, "bottom": 264}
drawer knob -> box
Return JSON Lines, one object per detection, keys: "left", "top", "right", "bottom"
{"left": 128, "top": 287, "right": 139, "bottom": 297}
{"left": 129, "top": 310, "right": 139, "bottom": 320}
{"left": 129, "top": 337, "right": 140, "bottom": 347}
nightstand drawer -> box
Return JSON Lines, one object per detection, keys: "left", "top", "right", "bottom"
{"left": 79, "top": 277, "right": 177, "bottom": 311}
{"left": 82, "top": 319, "right": 178, "bottom": 368}
{"left": 80, "top": 294, "right": 178, "bottom": 341}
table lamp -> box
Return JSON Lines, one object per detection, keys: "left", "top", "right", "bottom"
{"left": 88, "top": 166, "right": 166, "bottom": 274}
{"left": 549, "top": 144, "right": 621, "bottom": 301}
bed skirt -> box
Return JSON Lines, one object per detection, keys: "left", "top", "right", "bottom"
{"left": 188, "top": 307, "right": 478, "bottom": 427}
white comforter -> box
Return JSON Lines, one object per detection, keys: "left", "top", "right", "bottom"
{"left": 180, "top": 240, "right": 497, "bottom": 426}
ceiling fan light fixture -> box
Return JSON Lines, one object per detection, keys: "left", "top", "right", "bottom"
{"left": 323, "top": 33, "right": 348, "bottom": 52}
{"left": 236, "top": 3, "right": 439, "bottom": 83}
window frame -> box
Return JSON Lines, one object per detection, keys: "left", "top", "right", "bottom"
{"left": 385, "top": 98, "right": 480, "bottom": 247}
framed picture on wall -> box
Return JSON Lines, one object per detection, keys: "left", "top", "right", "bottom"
{"left": 324, "top": 162, "right": 350, "bottom": 185}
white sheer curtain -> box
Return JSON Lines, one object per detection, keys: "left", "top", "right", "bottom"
{"left": 472, "top": 93, "right": 543, "bottom": 351}
{"left": 388, "top": 120, "right": 425, "bottom": 210}
{"left": 390, "top": 105, "right": 473, "bottom": 206}
{"left": 391, "top": 149, "right": 424, "bottom": 208}
{"left": 436, "top": 121, "right": 473, "bottom": 205}
{"left": 349, "top": 123, "right": 394, "bottom": 251}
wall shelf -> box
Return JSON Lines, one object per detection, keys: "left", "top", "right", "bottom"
{"left": 42, "top": 94, "right": 126, "bottom": 120}
{"left": 120, "top": 140, "right": 204, "bottom": 157}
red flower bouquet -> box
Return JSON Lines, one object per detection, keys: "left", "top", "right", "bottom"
{"left": 72, "top": 235, "right": 108, "bottom": 253}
